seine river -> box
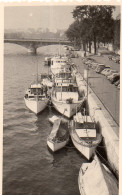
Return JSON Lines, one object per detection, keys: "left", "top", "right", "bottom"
{"left": 3, "top": 44, "right": 88, "bottom": 195}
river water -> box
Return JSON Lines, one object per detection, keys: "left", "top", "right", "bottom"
{"left": 3, "top": 44, "right": 88, "bottom": 195}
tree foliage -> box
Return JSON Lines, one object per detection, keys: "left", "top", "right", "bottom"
{"left": 66, "top": 5, "right": 115, "bottom": 54}
{"left": 113, "top": 19, "right": 120, "bottom": 50}
{"left": 65, "top": 20, "right": 82, "bottom": 48}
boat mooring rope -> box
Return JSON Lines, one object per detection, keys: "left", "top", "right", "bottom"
{"left": 95, "top": 150, "right": 119, "bottom": 178}
{"left": 95, "top": 150, "right": 111, "bottom": 167}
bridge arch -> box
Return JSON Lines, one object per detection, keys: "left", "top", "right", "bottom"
{"left": 4, "top": 42, "right": 28, "bottom": 54}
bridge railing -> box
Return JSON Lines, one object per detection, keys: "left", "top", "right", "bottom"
{"left": 4, "top": 38, "right": 70, "bottom": 42}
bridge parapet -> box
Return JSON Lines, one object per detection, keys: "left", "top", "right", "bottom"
{"left": 4, "top": 38, "right": 71, "bottom": 43}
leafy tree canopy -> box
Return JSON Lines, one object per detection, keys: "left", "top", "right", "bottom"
{"left": 67, "top": 5, "right": 116, "bottom": 53}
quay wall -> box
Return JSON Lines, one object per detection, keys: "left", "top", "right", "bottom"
{"left": 75, "top": 73, "right": 119, "bottom": 177}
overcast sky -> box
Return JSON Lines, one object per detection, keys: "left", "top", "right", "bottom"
{"left": 4, "top": 6, "right": 120, "bottom": 32}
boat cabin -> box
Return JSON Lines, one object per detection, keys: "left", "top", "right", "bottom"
{"left": 74, "top": 113, "right": 97, "bottom": 138}
{"left": 51, "top": 56, "right": 71, "bottom": 76}
{"left": 51, "top": 56, "right": 71, "bottom": 70}
{"left": 55, "top": 77, "right": 76, "bottom": 85}
{"left": 55, "top": 72, "right": 72, "bottom": 79}
{"left": 53, "top": 83, "right": 79, "bottom": 101}
{"left": 25, "top": 83, "right": 47, "bottom": 99}
{"left": 51, "top": 56, "right": 68, "bottom": 66}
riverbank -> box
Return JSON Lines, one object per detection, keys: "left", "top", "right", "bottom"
{"left": 71, "top": 54, "right": 120, "bottom": 126}
{"left": 71, "top": 53, "right": 119, "bottom": 178}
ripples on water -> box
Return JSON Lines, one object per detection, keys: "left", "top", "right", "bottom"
{"left": 3, "top": 44, "right": 88, "bottom": 195}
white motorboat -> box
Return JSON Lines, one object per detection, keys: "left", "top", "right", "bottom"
{"left": 47, "top": 118, "right": 69, "bottom": 152}
{"left": 51, "top": 79, "right": 85, "bottom": 118}
{"left": 50, "top": 56, "right": 71, "bottom": 76}
{"left": 70, "top": 112, "right": 102, "bottom": 160}
{"left": 78, "top": 155, "right": 118, "bottom": 195}
{"left": 24, "top": 83, "right": 48, "bottom": 114}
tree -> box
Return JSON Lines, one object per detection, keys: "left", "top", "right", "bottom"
{"left": 72, "top": 5, "right": 115, "bottom": 54}
{"left": 65, "top": 21, "right": 81, "bottom": 43}
{"left": 113, "top": 18, "right": 120, "bottom": 50}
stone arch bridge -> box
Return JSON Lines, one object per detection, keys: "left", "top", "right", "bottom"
{"left": 4, "top": 38, "right": 73, "bottom": 54}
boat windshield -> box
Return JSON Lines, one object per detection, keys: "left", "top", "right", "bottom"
{"left": 30, "top": 88, "right": 44, "bottom": 95}
{"left": 75, "top": 122, "right": 96, "bottom": 129}
{"left": 55, "top": 86, "right": 78, "bottom": 92}
{"left": 56, "top": 60, "right": 67, "bottom": 63}
{"left": 56, "top": 73, "right": 71, "bottom": 78}
{"left": 51, "top": 59, "right": 67, "bottom": 65}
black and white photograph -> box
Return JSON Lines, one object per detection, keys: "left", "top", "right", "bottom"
{"left": 3, "top": 4, "right": 120, "bottom": 195}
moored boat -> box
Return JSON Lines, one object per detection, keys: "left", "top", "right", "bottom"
{"left": 50, "top": 56, "right": 71, "bottom": 76}
{"left": 47, "top": 118, "right": 69, "bottom": 152}
{"left": 70, "top": 112, "right": 102, "bottom": 160}
{"left": 51, "top": 80, "right": 85, "bottom": 118}
{"left": 78, "top": 155, "right": 118, "bottom": 195}
{"left": 24, "top": 83, "right": 48, "bottom": 114}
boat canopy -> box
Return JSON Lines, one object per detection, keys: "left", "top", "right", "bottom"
{"left": 79, "top": 155, "right": 118, "bottom": 194}
{"left": 49, "top": 119, "right": 61, "bottom": 139}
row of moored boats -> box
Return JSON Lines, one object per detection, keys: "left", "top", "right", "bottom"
{"left": 24, "top": 54, "right": 118, "bottom": 194}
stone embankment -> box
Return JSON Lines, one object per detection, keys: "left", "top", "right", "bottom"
{"left": 76, "top": 72, "right": 119, "bottom": 177}
{"left": 73, "top": 51, "right": 119, "bottom": 178}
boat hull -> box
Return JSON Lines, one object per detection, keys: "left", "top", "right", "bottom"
{"left": 78, "top": 155, "right": 118, "bottom": 195}
{"left": 24, "top": 98, "right": 48, "bottom": 114}
{"left": 71, "top": 132, "right": 96, "bottom": 160}
{"left": 47, "top": 138, "right": 69, "bottom": 152}
{"left": 70, "top": 128, "right": 102, "bottom": 160}
{"left": 51, "top": 97, "right": 84, "bottom": 118}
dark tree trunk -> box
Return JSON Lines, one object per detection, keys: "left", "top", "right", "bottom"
{"left": 87, "top": 42, "right": 89, "bottom": 51}
{"left": 81, "top": 43, "right": 83, "bottom": 50}
{"left": 98, "top": 42, "right": 99, "bottom": 49}
{"left": 83, "top": 42, "right": 87, "bottom": 52}
{"left": 94, "top": 35, "right": 97, "bottom": 54}
{"left": 89, "top": 41, "right": 91, "bottom": 53}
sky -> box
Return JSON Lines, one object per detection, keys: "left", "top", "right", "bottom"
{"left": 4, "top": 5, "right": 120, "bottom": 32}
